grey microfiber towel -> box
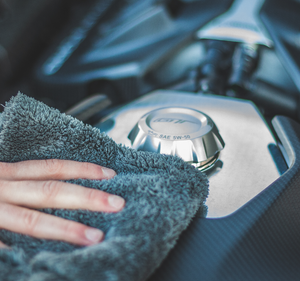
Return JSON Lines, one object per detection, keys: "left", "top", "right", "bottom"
{"left": 0, "top": 93, "right": 208, "bottom": 281}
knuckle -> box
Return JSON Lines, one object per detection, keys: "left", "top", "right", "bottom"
{"left": 63, "top": 220, "right": 74, "bottom": 234}
{"left": 81, "top": 162, "right": 91, "bottom": 172}
{"left": 41, "top": 181, "right": 61, "bottom": 201}
{"left": 81, "top": 162, "right": 103, "bottom": 178}
{"left": 86, "top": 188, "right": 102, "bottom": 203}
{"left": 42, "top": 159, "right": 63, "bottom": 177}
{"left": 22, "top": 210, "right": 40, "bottom": 234}
{"left": 61, "top": 220, "right": 79, "bottom": 239}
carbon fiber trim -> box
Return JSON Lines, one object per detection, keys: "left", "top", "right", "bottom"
{"left": 149, "top": 116, "right": 300, "bottom": 281}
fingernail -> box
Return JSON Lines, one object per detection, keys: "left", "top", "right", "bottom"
{"left": 85, "top": 228, "right": 104, "bottom": 243}
{"left": 108, "top": 195, "right": 125, "bottom": 209}
{"left": 102, "top": 167, "right": 116, "bottom": 179}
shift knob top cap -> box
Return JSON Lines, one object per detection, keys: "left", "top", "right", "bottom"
{"left": 128, "top": 107, "right": 225, "bottom": 170}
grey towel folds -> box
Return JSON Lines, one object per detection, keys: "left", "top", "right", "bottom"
{"left": 0, "top": 93, "right": 208, "bottom": 281}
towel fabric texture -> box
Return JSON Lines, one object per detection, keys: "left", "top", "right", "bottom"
{"left": 0, "top": 93, "right": 208, "bottom": 281}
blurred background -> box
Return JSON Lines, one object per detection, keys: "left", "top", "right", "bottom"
{"left": 0, "top": 0, "right": 299, "bottom": 125}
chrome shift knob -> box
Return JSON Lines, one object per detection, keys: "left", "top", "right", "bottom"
{"left": 128, "top": 107, "right": 225, "bottom": 170}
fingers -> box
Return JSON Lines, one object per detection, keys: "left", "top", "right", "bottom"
{"left": 0, "top": 160, "right": 123, "bottom": 246}
{"left": 0, "top": 160, "right": 116, "bottom": 181}
{"left": 0, "top": 180, "right": 125, "bottom": 212}
{"left": 0, "top": 203, "right": 104, "bottom": 246}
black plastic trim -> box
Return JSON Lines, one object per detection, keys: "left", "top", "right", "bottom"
{"left": 149, "top": 116, "right": 300, "bottom": 281}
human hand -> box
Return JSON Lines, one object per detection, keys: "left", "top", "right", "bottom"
{"left": 0, "top": 159, "right": 124, "bottom": 248}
